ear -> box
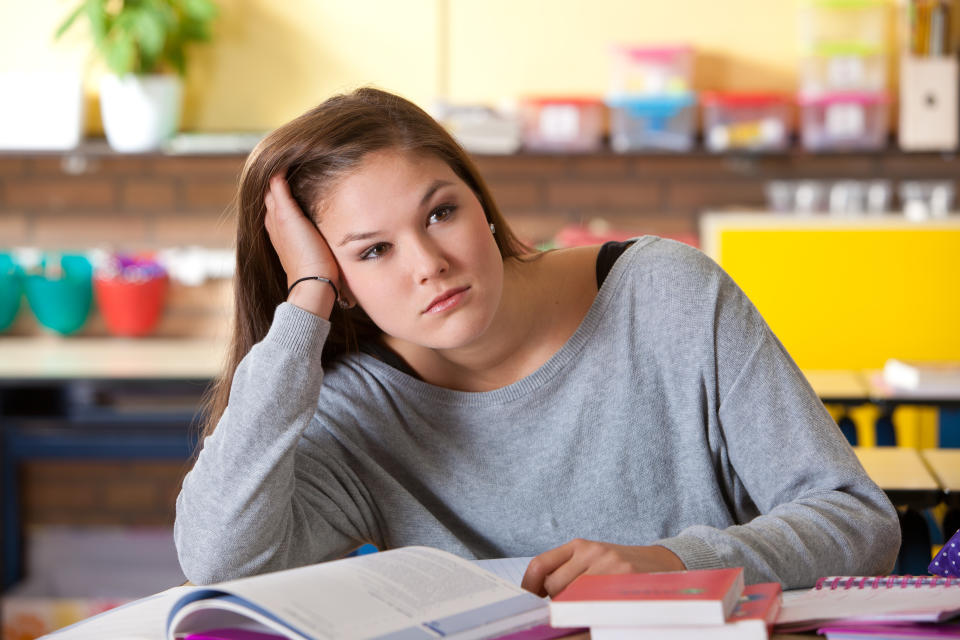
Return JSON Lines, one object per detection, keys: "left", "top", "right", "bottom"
{"left": 338, "top": 280, "right": 358, "bottom": 310}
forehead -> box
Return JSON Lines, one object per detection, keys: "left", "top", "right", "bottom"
{"left": 319, "top": 150, "right": 459, "bottom": 221}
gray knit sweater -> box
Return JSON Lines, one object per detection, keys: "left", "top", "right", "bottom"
{"left": 175, "top": 237, "right": 900, "bottom": 588}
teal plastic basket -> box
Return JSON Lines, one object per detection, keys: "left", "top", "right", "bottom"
{"left": 24, "top": 253, "right": 93, "bottom": 335}
{"left": 0, "top": 253, "right": 23, "bottom": 332}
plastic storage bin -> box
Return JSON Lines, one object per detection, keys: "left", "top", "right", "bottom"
{"left": 94, "top": 275, "right": 168, "bottom": 337}
{"left": 0, "top": 253, "right": 23, "bottom": 332}
{"left": 798, "top": 91, "right": 890, "bottom": 150}
{"left": 23, "top": 253, "right": 93, "bottom": 335}
{"left": 93, "top": 253, "right": 169, "bottom": 337}
{"left": 519, "top": 97, "right": 605, "bottom": 152}
{"left": 800, "top": 49, "right": 887, "bottom": 93}
{"left": 701, "top": 93, "right": 793, "bottom": 152}
{"left": 799, "top": 0, "right": 890, "bottom": 53}
{"left": 610, "top": 45, "right": 693, "bottom": 95}
{"left": 606, "top": 93, "right": 696, "bottom": 151}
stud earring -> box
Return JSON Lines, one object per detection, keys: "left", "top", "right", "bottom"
{"left": 489, "top": 223, "right": 496, "bottom": 235}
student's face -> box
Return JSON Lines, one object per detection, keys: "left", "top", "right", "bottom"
{"left": 318, "top": 149, "right": 504, "bottom": 350}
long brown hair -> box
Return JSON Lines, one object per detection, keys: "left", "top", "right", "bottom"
{"left": 199, "top": 87, "right": 532, "bottom": 443}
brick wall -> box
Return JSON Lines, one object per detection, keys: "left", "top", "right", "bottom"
{"left": 3, "top": 146, "right": 959, "bottom": 254}
{"left": 21, "top": 460, "right": 187, "bottom": 527}
{"left": 0, "top": 153, "right": 239, "bottom": 249}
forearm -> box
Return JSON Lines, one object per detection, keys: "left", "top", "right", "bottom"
{"left": 656, "top": 485, "right": 900, "bottom": 588}
{"left": 175, "top": 303, "right": 345, "bottom": 583}
{"left": 685, "top": 327, "right": 900, "bottom": 587}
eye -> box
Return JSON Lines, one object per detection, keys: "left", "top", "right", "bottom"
{"left": 360, "top": 242, "right": 391, "bottom": 260}
{"left": 428, "top": 204, "right": 456, "bottom": 225}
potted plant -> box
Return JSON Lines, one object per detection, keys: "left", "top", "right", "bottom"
{"left": 56, "top": 0, "right": 218, "bottom": 152}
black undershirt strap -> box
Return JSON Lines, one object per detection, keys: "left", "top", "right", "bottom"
{"left": 595, "top": 240, "right": 636, "bottom": 289}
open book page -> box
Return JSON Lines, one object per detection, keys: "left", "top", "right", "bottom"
{"left": 168, "top": 547, "right": 546, "bottom": 639}
{"left": 44, "top": 586, "right": 192, "bottom": 640}
{"left": 473, "top": 557, "right": 533, "bottom": 588}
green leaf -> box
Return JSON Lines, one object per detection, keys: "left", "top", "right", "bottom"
{"left": 180, "top": 18, "right": 212, "bottom": 42}
{"left": 84, "top": 0, "right": 108, "bottom": 44}
{"left": 181, "top": 0, "right": 218, "bottom": 23}
{"left": 54, "top": 4, "right": 85, "bottom": 40}
{"left": 130, "top": 8, "right": 166, "bottom": 62}
{"left": 104, "top": 31, "right": 137, "bottom": 75}
{"left": 166, "top": 46, "right": 186, "bottom": 76}
{"left": 55, "top": 0, "right": 218, "bottom": 76}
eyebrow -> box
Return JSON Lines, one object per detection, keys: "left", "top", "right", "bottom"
{"left": 336, "top": 179, "right": 454, "bottom": 247}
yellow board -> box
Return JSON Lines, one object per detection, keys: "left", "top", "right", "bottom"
{"left": 701, "top": 215, "right": 960, "bottom": 371}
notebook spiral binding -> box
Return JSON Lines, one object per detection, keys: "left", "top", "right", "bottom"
{"left": 815, "top": 575, "right": 960, "bottom": 590}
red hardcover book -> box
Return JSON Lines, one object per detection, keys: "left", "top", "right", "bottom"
{"left": 549, "top": 567, "right": 745, "bottom": 628}
{"left": 589, "top": 582, "right": 782, "bottom": 640}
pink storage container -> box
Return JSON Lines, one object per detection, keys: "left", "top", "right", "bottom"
{"left": 610, "top": 44, "right": 694, "bottom": 95}
{"left": 798, "top": 91, "right": 889, "bottom": 150}
{"left": 800, "top": 51, "right": 887, "bottom": 94}
{"left": 519, "top": 97, "right": 605, "bottom": 152}
{"left": 701, "top": 93, "right": 793, "bottom": 152}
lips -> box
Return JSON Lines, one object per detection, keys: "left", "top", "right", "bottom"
{"left": 423, "top": 286, "right": 470, "bottom": 314}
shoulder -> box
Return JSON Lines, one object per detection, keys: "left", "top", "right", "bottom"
{"left": 614, "top": 237, "right": 730, "bottom": 292}
{"left": 603, "top": 238, "right": 760, "bottom": 337}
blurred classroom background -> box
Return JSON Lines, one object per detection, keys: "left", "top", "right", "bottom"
{"left": 1, "top": 1, "right": 959, "bottom": 638}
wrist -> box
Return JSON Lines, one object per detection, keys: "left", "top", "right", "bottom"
{"left": 287, "top": 278, "right": 337, "bottom": 318}
{"left": 650, "top": 545, "right": 687, "bottom": 571}
{"left": 288, "top": 275, "right": 340, "bottom": 297}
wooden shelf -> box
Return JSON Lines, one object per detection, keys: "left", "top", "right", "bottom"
{"left": 2, "top": 137, "right": 958, "bottom": 160}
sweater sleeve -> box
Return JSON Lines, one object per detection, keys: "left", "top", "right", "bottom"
{"left": 174, "top": 303, "right": 380, "bottom": 584}
{"left": 653, "top": 254, "right": 901, "bottom": 588}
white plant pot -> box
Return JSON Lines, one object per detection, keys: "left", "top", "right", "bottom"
{"left": 100, "top": 73, "right": 182, "bottom": 152}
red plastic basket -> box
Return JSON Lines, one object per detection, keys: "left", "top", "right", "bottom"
{"left": 94, "top": 275, "right": 169, "bottom": 337}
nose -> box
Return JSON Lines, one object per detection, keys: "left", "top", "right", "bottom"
{"left": 410, "top": 236, "right": 449, "bottom": 284}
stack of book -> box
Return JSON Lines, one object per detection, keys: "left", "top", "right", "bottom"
{"left": 548, "top": 567, "right": 782, "bottom": 640}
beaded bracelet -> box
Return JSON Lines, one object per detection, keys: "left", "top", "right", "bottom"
{"left": 287, "top": 276, "right": 340, "bottom": 303}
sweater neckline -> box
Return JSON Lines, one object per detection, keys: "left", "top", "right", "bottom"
{"left": 352, "top": 236, "right": 657, "bottom": 406}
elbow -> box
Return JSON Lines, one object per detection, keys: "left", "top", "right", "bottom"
{"left": 174, "top": 517, "right": 257, "bottom": 585}
{"left": 174, "top": 494, "right": 255, "bottom": 585}
{"left": 174, "top": 500, "right": 295, "bottom": 584}
{"left": 174, "top": 511, "right": 223, "bottom": 585}
{"left": 862, "top": 496, "right": 902, "bottom": 576}
{"left": 878, "top": 505, "right": 902, "bottom": 574}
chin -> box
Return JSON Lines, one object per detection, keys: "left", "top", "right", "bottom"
{"left": 414, "top": 310, "right": 497, "bottom": 352}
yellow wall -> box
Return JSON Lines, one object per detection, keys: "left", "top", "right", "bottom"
{"left": 702, "top": 215, "right": 960, "bottom": 371}
{"left": 3, "top": 0, "right": 899, "bottom": 133}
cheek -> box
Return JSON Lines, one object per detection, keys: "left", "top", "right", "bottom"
{"left": 339, "top": 266, "right": 384, "bottom": 301}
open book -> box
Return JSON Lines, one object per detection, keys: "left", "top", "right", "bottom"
{"left": 43, "top": 547, "right": 556, "bottom": 640}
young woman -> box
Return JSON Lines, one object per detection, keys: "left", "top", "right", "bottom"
{"left": 174, "top": 87, "right": 900, "bottom": 595}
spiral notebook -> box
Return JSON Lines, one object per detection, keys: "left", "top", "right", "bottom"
{"left": 776, "top": 576, "right": 960, "bottom": 632}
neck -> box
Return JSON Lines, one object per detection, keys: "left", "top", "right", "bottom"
{"left": 384, "top": 254, "right": 548, "bottom": 391}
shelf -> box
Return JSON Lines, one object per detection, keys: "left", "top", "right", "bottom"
{"left": 0, "top": 336, "right": 225, "bottom": 380}
{"left": 1, "top": 137, "right": 958, "bottom": 160}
